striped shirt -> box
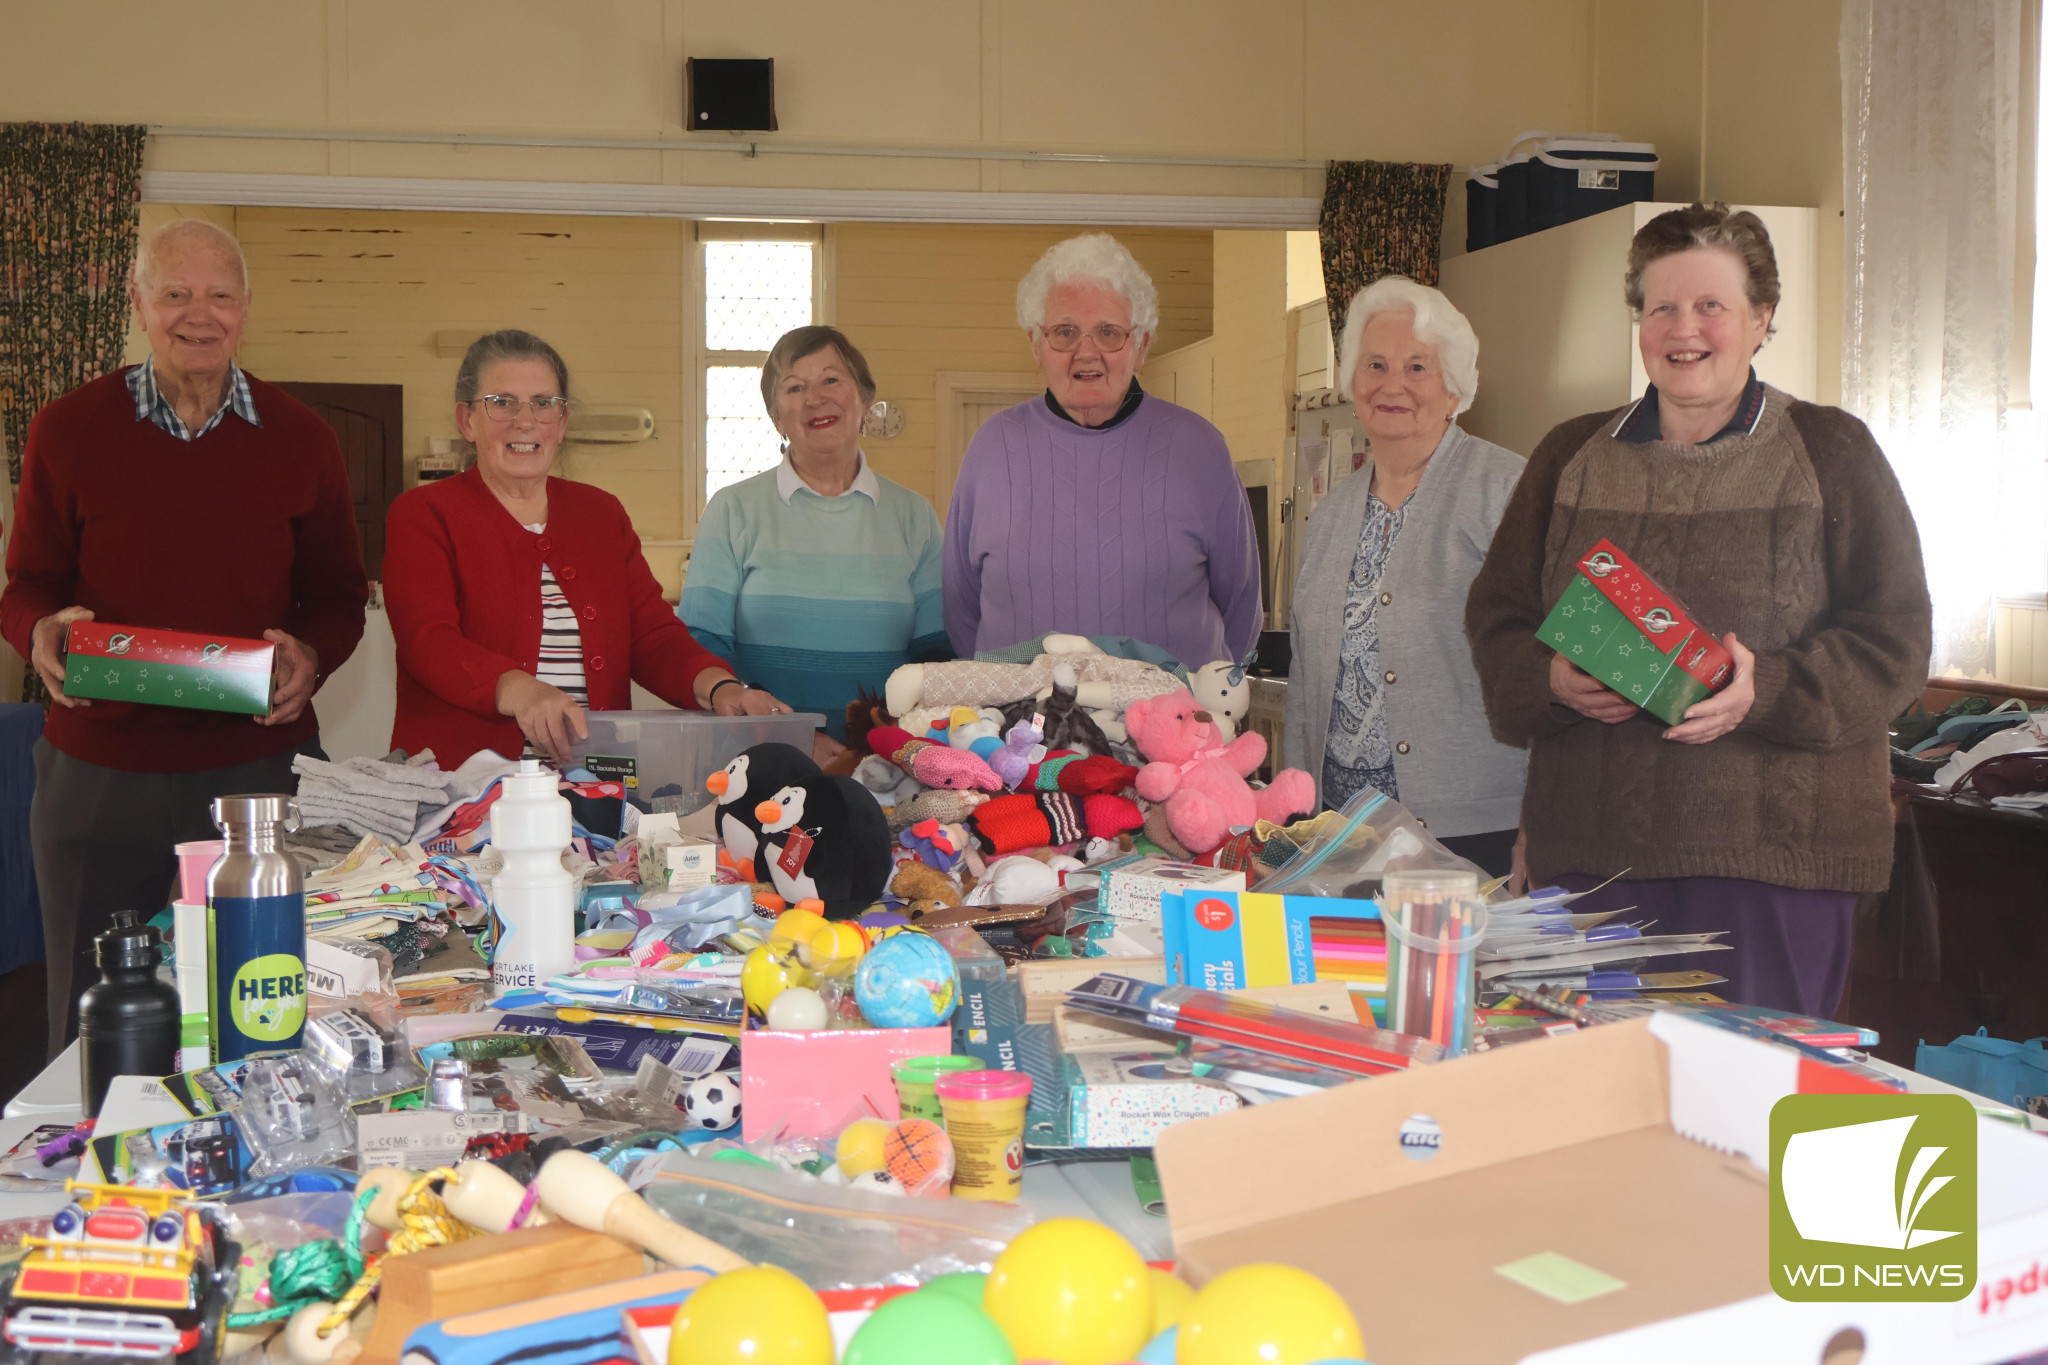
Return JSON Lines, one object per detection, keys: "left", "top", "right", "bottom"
{"left": 525, "top": 522, "right": 589, "bottom": 704}
{"left": 126, "top": 357, "right": 261, "bottom": 441}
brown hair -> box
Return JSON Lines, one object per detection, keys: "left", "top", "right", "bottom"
{"left": 456, "top": 328, "right": 571, "bottom": 403}
{"left": 1624, "top": 202, "right": 1780, "bottom": 334}
{"left": 759, "top": 325, "right": 878, "bottom": 416}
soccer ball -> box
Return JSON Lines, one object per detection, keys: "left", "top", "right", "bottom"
{"left": 682, "top": 1070, "right": 742, "bottom": 1131}
{"left": 847, "top": 1168, "right": 904, "bottom": 1196}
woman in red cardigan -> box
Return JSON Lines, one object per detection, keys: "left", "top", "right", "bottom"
{"left": 385, "top": 330, "right": 791, "bottom": 765}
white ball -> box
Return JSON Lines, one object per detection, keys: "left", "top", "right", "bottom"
{"left": 765, "top": 985, "right": 829, "bottom": 1031}
{"left": 847, "top": 1168, "right": 905, "bottom": 1196}
{"left": 681, "top": 1070, "right": 743, "bottom": 1131}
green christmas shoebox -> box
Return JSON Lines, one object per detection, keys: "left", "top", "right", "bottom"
{"left": 1535, "top": 539, "right": 1734, "bottom": 726}
{"left": 62, "top": 622, "right": 275, "bottom": 716}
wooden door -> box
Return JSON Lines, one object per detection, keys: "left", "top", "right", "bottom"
{"left": 277, "top": 382, "right": 404, "bottom": 578}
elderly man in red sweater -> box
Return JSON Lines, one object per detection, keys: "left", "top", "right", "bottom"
{"left": 0, "top": 218, "right": 368, "bottom": 1055}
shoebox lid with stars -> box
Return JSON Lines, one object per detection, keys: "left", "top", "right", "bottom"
{"left": 61, "top": 621, "right": 275, "bottom": 717}
{"left": 1535, "top": 539, "right": 1734, "bottom": 727}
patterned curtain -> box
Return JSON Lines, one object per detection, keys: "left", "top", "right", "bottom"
{"left": 0, "top": 123, "right": 148, "bottom": 485}
{"left": 1318, "top": 160, "right": 1454, "bottom": 351}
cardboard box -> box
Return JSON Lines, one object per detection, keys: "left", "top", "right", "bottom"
{"left": 1155, "top": 1012, "right": 2048, "bottom": 1363}
{"left": 1065, "top": 1050, "right": 1241, "bottom": 1147}
{"left": 1097, "top": 855, "right": 1246, "bottom": 926}
{"left": 61, "top": 621, "right": 275, "bottom": 716}
{"left": 1534, "top": 539, "right": 1734, "bottom": 726}
{"left": 663, "top": 838, "right": 717, "bottom": 890}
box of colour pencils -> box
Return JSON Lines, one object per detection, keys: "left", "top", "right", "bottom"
{"left": 1161, "top": 889, "right": 1385, "bottom": 1008}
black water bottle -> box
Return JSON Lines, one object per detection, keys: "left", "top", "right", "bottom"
{"left": 78, "top": 910, "right": 180, "bottom": 1117}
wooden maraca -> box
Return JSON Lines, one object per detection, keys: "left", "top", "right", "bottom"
{"left": 442, "top": 1159, "right": 551, "bottom": 1233}
{"left": 533, "top": 1149, "right": 749, "bottom": 1273}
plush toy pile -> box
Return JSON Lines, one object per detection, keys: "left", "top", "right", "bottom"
{"left": 830, "top": 635, "right": 1316, "bottom": 923}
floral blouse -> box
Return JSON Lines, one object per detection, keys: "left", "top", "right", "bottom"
{"left": 1321, "top": 491, "right": 1409, "bottom": 810}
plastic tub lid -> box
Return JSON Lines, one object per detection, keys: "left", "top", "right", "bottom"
{"left": 935, "top": 1070, "right": 1034, "bottom": 1102}
{"left": 894, "top": 1055, "right": 982, "bottom": 1081}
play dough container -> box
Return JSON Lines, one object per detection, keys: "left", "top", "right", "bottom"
{"left": 892, "top": 1054, "right": 981, "bottom": 1122}
{"left": 935, "top": 1069, "right": 1032, "bottom": 1201}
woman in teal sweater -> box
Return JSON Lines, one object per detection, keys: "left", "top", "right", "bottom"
{"left": 680, "top": 326, "right": 947, "bottom": 749}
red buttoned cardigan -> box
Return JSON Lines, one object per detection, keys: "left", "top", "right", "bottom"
{"left": 383, "top": 467, "right": 727, "bottom": 765}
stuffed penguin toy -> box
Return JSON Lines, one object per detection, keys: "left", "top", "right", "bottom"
{"left": 753, "top": 774, "right": 892, "bottom": 920}
{"left": 705, "top": 743, "right": 820, "bottom": 880}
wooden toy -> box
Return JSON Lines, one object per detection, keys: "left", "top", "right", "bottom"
{"left": 532, "top": 1149, "right": 750, "bottom": 1273}
{"left": 440, "top": 1159, "right": 551, "bottom": 1233}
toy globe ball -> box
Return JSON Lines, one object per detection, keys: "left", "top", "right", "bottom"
{"left": 741, "top": 944, "right": 814, "bottom": 1025}
{"left": 843, "top": 1284, "right": 1017, "bottom": 1365}
{"left": 668, "top": 1264, "right": 831, "bottom": 1365}
{"left": 920, "top": 1271, "right": 990, "bottom": 1306}
{"left": 765, "top": 985, "right": 829, "bottom": 1031}
{"left": 1135, "top": 1327, "right": 1179, "bottom": 1365}
{"left": 1177, "top": 1264, "right": 1364, "bottom": 1365}
{"left": 836, "top": 1117, "right": 892, "bottom": 1177}
{"left": 983, "top": 1218, "right": 1153, "bottom": 1365}
{"left": 1149, "top": 1268, "right": 1194, "bottom": 1334}
{"left": 853, "top": 930, "right": 959, "bottom": 1028}
{"left": 681, "top": 1070, "right": 742, "bottom": 1132}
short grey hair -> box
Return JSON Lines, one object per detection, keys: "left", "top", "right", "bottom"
{"left": 1015, "top": 233, "right": 1160, "bottom": 337}
{"left": 132, "top": 219, "right": 249, "bottom": 295}
{"left": 1336, "top": 276, "right": 1480, "bottom": 419}
{"left": 455, "top": 329, "right": 571, "bottom": 403}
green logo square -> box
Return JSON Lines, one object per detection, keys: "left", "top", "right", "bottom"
{"left": 1770, "top": 1092, "right": 1976, "bottom": 1302}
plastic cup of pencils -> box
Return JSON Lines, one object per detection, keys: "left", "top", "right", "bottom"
{"left": 935, "top": 1070, "right": 1033, "bottom": 1200}
{"left": 1380, "top": 869, "right": 1488, "bottom": 1055}
{"left": 893, "top": 1054, "right": 981, "bottom": 1123}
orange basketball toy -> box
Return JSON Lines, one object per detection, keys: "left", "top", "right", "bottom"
{"left": 882, "top": 1118, "right": 954, "bottom": 1197}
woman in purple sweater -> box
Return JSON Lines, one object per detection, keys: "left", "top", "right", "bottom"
{"left": 942, "top": 233, "right": 1262, "bottom": 670}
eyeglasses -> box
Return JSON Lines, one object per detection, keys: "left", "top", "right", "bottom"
{"left": 1040, "top": 322, "right": 1136, "bottom": 353}
{"left": 468, "top": 394, "right": 569, "bottom": 425}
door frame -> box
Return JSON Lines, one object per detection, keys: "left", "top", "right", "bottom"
{"left": 932, "top": 371, "right": 1044, "bottom": 516}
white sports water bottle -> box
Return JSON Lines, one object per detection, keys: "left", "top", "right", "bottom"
{"left": 488, "top": 759, "right": 575, "bottom": 994}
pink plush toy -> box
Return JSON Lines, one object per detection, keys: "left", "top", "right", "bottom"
{"left": 869, "top": 725, "right": 1004, "bottom": 792}
{"left": 1124, "top": 689, "right": 1317, "bottom": 853}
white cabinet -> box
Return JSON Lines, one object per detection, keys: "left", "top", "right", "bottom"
{"left": 1438, "top": 202, "right": 1820, "bottom": 457}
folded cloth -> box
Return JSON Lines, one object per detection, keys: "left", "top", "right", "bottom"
{"left": 293, "top": 753, "right": 462, "bottom": 805}
{"left": 294, "top": 789, "right": 421, "bottom": 844}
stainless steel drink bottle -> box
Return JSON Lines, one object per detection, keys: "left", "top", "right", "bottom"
{"left": 207, "top": 794, "right": 307, "bottom": 1060}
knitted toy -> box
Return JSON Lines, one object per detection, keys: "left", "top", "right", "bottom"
{"left": 885, "top": 786, "right": 991, "bottom": 834}
{"left": 990, "top": 718, "right": 1042, "bottom": 790}
{"left": 852, "top": 753, "right": 920, "bottom": 809}
{"left": 869, "top": 725, "right": 1004, "bottom": 792}
{"left": 1188, "top": 658, "right": 1254, "bottom": 742}
{"left": 752, "top": 775, "right": 892, "bottom": 919}
{"left": 997, "top": 663, "right": 1112, "bottom": 758}
{"left": 970, "top": 790, "right": 1143, "bottom": 855}
{"left": 1024, "top": 750, "right": 1138, "bottom": 796}
{"left": 705, "top": 743, "right": 821, "bottom": 881}
{"left": 1124, "top": 689, "right": 1317, "bottom": 854}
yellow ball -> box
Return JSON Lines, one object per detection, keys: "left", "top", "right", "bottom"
{"left": 741, "top": 944, "right": 815, "bottom": 1025}
{"left": 770, "top": 906, "right": 830, "bottom": 956}
{"left": 668, "top": 1265, "right": 831, "bottom": 1365}
{"left": 1178, "top": 1263, "right": 1364, "bottom": 1365}
{"left": 835, "top": 1117, "right": 892, "bottom": 1177}
{"left": 1149, "top": 1267, "right": 1195, "bottom": 1334}
{"left": 983, "top": 1218, "right": 1152, "bottom": 1365}
{"left": 808, "top": 921, "right": 870, "bottom": 977}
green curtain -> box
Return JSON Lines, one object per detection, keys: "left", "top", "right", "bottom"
{"left": 0, "top": 123, "right": 148, "bottom": 486}
{"left": 1317, "top": 159, "right": 1453, "bottom": 352}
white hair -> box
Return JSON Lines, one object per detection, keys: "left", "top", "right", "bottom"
{"left": 1015, "top": 232, "right": 1160, "bottom": 337}
{"left": 1336, "top": 276, "right": 1478, "bottom": 418}
{"left": 133, "top": 219, "right": 249, "bottom": 295}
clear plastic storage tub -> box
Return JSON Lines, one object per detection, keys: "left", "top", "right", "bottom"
{"left": 566, "top": 710, "right": 824, "bottom": 813}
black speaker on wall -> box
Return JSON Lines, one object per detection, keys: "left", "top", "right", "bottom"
{"left": 687, "top": 58, "right": 776, "bottom": 132}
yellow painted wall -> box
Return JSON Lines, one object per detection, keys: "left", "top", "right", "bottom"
{"left": 0, "top": 0, "right": 1605, "bottom": 201}
{"left": 1209, "top": 232, "right": 1292, "bottom": 469}
{"left": 832, "top": 224, "right": 1212, "bottom": 502}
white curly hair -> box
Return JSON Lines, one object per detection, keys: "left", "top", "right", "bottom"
{"left": 1015, "top": 232, "right": 1161, "bottom": 338}
{"left": 1336, "top": 276, "right": 1479, "bottom": 418}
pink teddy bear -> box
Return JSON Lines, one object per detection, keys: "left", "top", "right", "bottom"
{"left": 1124, "top": 689, "right": 1318, "bottom": 854}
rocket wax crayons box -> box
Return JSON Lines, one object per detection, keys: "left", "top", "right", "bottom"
{"left": 1162, "top": 889, "right": 1386, "bottom": 1004}
{"left": 1535, "top": 538, "right": 1734, "bottom": 726}
{"left": 62, "top": 622, "right": 275, "bottom": 716}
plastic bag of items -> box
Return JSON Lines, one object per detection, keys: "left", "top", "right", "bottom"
{"left": 1255, "top": 784, "right": 1488, "bottom": 901}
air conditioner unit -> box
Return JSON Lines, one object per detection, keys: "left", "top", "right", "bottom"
{"left": 567, "top": 405, "right": 656, "bottom": 444}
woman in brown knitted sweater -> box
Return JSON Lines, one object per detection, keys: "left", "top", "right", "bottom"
{"left": 1465, "top": 204, "right": 1931, "bottom": 1016}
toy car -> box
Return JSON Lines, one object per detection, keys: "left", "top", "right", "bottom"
{"left": 159, "top": 1119, "right": 241, "bottom": 1198}
{"left": 0, "top": 1180, "right": 239, "bottom": 1363}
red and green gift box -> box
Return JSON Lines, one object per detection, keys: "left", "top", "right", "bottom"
{"left": 62, "top": 622, "right": 276, "bottom": 717}
{"left": 1535, "top": 539, "right": 1734, "bottom": 725}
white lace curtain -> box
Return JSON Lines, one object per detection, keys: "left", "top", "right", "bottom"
{"left": 1841, "top": 0, "right": 2023, "bottom": 679}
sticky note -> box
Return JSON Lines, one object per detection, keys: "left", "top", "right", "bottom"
{"left": 1494, "top": 1251, "right": 1627, "bottom": 1305}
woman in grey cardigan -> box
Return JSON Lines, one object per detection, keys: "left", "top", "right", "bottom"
{"left": 1286, "top": 277, "right": 1528, "bottom": 877}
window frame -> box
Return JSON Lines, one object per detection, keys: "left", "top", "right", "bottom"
{"left": 686, "top": 221, "right": 830, "bottom": 538}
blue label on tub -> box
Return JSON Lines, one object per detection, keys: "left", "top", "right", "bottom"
{"left": 209, "top": 893, "right": 306, "bottom": 1060}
